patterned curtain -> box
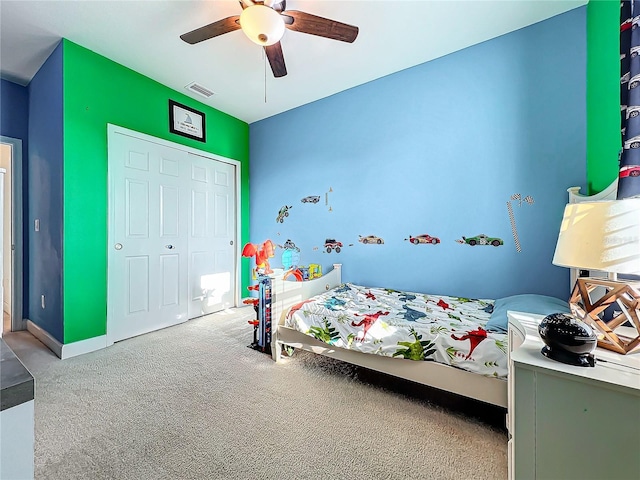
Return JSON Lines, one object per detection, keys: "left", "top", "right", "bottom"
{"left": 619, "top": 0, "right": 640, "bottom": 198}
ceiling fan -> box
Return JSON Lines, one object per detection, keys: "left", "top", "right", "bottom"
{"left": 180, "top": 0, "right": 359, "bottom": 78}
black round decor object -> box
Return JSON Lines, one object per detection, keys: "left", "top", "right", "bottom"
{"left": 538, "top": 313, "right": 597, "bottom": 367}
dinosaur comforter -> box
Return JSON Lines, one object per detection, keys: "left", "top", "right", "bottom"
{"left": 284, "top": 283, "right": 508, "bottom": 379}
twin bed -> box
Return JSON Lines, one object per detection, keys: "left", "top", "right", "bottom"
{"left": 268, "top": 183, "right": 612, "bottom": 409}
{"left": 270, "top": 264, "right": 510, "bottom": 407}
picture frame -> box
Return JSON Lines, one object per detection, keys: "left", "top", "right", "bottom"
{"left": 169, "top": 100, "right": 206, "bottom": 142}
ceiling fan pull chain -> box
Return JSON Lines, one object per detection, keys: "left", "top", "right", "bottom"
{"left": 264, "top": 47, "right": 267, "bottom": 103}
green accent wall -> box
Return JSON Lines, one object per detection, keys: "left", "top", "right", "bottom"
{"left": 587, "top": 0, "right": 620, "bottom": 194}
{"left": 63, "top": 39, "right": 250, "bottom": 343}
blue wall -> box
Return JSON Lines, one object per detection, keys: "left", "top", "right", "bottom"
{"left": 1, "top": 79, "right": 29, "bottom": 141}
{"left": 250, "top": 8, "right": 587, "bottom": 300}
{"left": 27, "top": 42, "right": 64, "bottom": 342}
{"left": 0, "top": 79, "right": 30, "bottom": 317}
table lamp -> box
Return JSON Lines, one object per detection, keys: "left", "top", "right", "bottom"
{"left": 552, "top": 199, "right": 640, "bottom": 354}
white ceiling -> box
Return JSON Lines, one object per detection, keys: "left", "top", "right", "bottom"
{"left": 0, "top": 0, "right": 586, "bottom": 124}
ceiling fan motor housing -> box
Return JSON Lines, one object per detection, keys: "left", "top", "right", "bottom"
{"left": 239, "top": 4, "right": 285, "bottom": 46}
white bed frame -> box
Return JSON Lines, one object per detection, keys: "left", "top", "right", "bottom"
{"left": 270, "top": 264, "right": 508, "bottom": 408}
{"left": 567, "top": 179, "right": 618, "bottom": 204}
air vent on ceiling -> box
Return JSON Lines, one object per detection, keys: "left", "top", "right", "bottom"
{"left": 185, "top": 82, "right": 215, "bottom": 98}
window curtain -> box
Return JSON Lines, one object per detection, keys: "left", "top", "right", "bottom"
{"left": 619, "top": 0, "right": 640, "bottom": 199}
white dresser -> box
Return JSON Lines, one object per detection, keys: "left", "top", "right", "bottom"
{"left": 507, "top": 311, "right": 640, "bottom": 480}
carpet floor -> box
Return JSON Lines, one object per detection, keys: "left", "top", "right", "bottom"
{"left": 6, "top": 306, "right": 508, "bottom": 480}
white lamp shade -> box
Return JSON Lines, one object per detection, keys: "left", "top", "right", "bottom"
{"left": 553, "top": 199, "right": 640, "bottom": 274}
{"left": 239, "top": 5, "right": 285, "bottom": 46}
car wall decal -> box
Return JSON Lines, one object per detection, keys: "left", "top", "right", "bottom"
{"left": 280, "top": 239, "right": 300, "bottom": 252}
{"left": 276, "top": 205, "right": 292, "bottom": 223}
{"left": 300, "top": 195, "right": 321, "bottom": 204}
{"left": 280, "top": 239, "right": 301, "bottom": 270}
{"left": 359, "top": 235, "right": 384, "bottom": 245}
{"left": 507, "top": 193, "right": 535, "bottom": 253}
{"left": 456, "top": 234, "right": 504, "bottom": 247}
{"left": 405, "top": 234, "right": 440, "bottom": 245}
{"left": 324, "top": 238, "right": 343, "bottom": 253}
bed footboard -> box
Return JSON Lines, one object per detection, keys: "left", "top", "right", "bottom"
{"left": 271, "top": 264, "right": 342, "bottom": 362}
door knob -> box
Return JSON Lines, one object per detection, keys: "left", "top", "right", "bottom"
{"left": 165, "top": 245, "right": 175, "bottom": 250}
{"left": 114, "top": 243, "right": 123, "bottom": 250}
{"left": 230, "top": 240, "right": 234, "bottom": 245}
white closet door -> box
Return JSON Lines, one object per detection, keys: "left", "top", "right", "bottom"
{"left": 188, "top": 154, "right": 236, "bottom": 318}
{"left": 108, "top": 133, "right": 189, "bottom": 343}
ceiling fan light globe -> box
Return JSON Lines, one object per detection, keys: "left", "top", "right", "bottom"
{"left": 239, "top": 5, "right": 285, "bottom": 46}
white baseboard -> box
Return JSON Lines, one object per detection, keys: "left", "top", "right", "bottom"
{"left": 62, "top": 334, "right": 107, "bottom": 359}
{"left": 26, "top": 320, "right": 106, "bottom": 359}
{"left": 27, "top": 320, "right": 62, "bottom": 358}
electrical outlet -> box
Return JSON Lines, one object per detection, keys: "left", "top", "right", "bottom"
{"left": 35, "top": 219, "right": 40, "bottom": 232}
{"left": 41, "top": 295, "right": 45, "bottom": 309}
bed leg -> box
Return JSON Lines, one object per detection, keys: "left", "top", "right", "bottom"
{"left": 272, "top": 340, "right": 282, "bottom": 362}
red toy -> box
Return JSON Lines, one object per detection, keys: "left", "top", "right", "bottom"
{"left": 242, "top": 239, "right": 275, "bottom": 276}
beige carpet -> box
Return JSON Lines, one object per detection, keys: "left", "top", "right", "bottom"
{"left": 8, "top": 306, "right": 507, "bottom": 480}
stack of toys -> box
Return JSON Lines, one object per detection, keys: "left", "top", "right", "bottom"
{"left": 243, "top": 276, "right": 272, "bottom": 354}
{"left": 283, "top": 264, "right": 323, "bottom": 282}
{"left": 241, "top": 240, "right": 275, "bottom": 354}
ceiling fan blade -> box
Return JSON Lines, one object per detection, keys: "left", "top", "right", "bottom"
{"left": 264, "top": 42, "right": 287, "bottom": 77}
{"left": 180, "top": 16, "right": 241, "bottom": 44}
{"left": 283, "top": 10, "right": 358, "bottom": 43}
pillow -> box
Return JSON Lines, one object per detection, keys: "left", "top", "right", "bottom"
{"left": 485, "top": 294, "right": 570, "bottom": 333}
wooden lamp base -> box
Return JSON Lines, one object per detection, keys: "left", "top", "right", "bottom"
{"left": 569, "top": 278, "right": 640, "bottom": 355}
